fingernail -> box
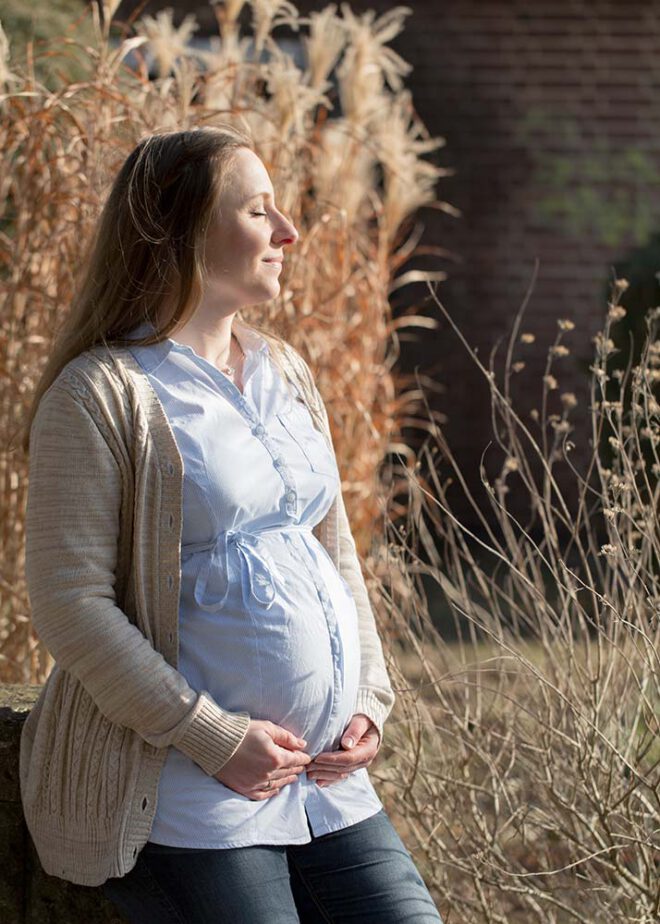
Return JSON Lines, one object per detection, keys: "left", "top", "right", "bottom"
{"left": 343, "top": 737, "right": 355, "bottom": 748}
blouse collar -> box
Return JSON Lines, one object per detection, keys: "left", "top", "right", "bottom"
{"left": 125, "top": 317, "right": 270, "bottom": 375}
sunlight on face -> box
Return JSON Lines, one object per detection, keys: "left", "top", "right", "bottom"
{"left": 202, "top": 148, "right": 299, "bottom": 311}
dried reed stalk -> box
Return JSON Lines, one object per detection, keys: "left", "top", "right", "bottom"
{"left": 371, "top": 276, "right": 660, "bottom": 921}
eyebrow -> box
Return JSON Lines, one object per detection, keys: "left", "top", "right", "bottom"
{"left": 246, "top": 192, "right": 273, "bottom": 202}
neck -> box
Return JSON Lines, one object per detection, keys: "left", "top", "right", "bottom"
{"left": 170, "top": 311, "right": 243, "bottom": 368}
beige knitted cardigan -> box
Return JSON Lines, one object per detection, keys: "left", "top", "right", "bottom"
{"left": 19, "top": 339, "right": 395, "bottom": 887}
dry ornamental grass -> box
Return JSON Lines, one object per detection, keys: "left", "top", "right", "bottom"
{"left": 375, "top": 276, "right": 660, "bottom": 922}
{"left": 0, "top": 0, "right": 447, "bottom": 680}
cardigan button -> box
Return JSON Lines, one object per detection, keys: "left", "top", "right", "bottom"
{"left": 166, "top": 461, "right": 175, "bottom": 476}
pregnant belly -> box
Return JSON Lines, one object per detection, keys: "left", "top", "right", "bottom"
{"left": 176, "top": 564, "right": 361, "bottom": 757}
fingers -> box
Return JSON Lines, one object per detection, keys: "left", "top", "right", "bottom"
{"left": 306, "top": 769, "right": 351, "bottom": 787}
{"left": 306, "top": 758, "right": 373, "bottom": 785}
{"left": 247, "top": 757, "right": 310, "bottom": 800}
{"left": 277, "top": 747, "right": 311, "bottom": 767}
{"left": 269, "top": 763, "right": 308, "bottom": 780}
{"left": 248, "top": 762, "right": 364, "bottom": 797}
{"left": 245, "top": 768, "right": 304, "bottom": 800}
{"left": 248, "top": 773, "right": 300, "bottom": 800}
{"left": 309, "top": 727, "right": 380, "bottom": 767}
{"left": 340, "top": 714, "right": 374, "bottom": 747}
{"left": 267, "top": 723, "right": 308, "bottom": 753}
{"left": 307, "top": 759, "right": 371, "bottom": 777}
{"left": 308, "top": 743, "right": 376, "bottom": 771}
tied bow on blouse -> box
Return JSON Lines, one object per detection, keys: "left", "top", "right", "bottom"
{"left": 183, "top": 528, "right": 284, "bottom": 611}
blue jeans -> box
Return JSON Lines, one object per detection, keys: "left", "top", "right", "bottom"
{"left": 101, "top": 808, "right": 443, "bottom": 923}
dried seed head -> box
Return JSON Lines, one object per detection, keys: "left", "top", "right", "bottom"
{"left": 599, "top": 543, "right": 619, "bottom": 557}
{"left": 589, "top": 365, "right": 609, "bottom": 382}
{"left": 607, "top": 305, "right": 627, "bottom": 322}
{"left": 593, "top": 333, "right": 616, "bottom": 357}
{"left": 551, "top": 419, "right": 570, "bottom": 432}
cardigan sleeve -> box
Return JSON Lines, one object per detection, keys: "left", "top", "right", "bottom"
{"left": 283, "top": 346, "right": 396, "bottom": 744}
{"left": 334, "top": 483, "right": 396, "bottom": 743}
{"left": 24, "top": 382, "right": 251, "bottom": 778}
{"left": 314, "top": 395, "right": 395, "bottom": 743}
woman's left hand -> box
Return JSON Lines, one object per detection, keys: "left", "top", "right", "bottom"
{"left": 305, "top": 714, "right": 381, "bottom": 787}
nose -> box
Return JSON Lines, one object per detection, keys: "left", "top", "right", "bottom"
{"left": 273, "top": 214, "right": 298, "bottom": 247}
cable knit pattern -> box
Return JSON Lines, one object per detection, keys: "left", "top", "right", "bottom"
{"left": 19, "top": 340, "right": 395, "bottom": 886}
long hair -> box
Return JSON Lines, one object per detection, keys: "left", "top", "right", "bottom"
{"left": 20, "top": 125, "right": 297, "bottom": 454}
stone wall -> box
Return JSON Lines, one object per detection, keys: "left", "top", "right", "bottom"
{"left": 0, "top": 684, "right": 126, "bottom": 924}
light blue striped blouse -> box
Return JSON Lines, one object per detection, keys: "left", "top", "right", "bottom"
{"left": 126, "top": 319, "right": 384, "bottom": 848}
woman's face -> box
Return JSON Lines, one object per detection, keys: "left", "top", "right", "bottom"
{"left": 201, "top": 148, "right": 299, "bottom": 310}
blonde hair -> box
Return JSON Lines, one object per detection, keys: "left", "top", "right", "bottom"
{"left": 20, "top": 125, "right": 297, "bottom": 454}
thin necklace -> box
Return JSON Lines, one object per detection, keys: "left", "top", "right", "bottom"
{"left": 220, "top": 332, "right": 244, "bottom": 376}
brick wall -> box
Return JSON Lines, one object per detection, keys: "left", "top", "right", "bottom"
{"left": 295, "top": 0, "right": 660, "bottom": 529}
{"left": 111, "top": 0, "right": 660, "bottom": 529}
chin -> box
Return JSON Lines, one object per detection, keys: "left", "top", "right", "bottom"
{"left": 248, "top": 285, "right": 280, "bottom": 306}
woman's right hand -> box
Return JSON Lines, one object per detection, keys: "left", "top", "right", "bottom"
{"left": 213, "top": 720, "right": 311, "bottom": 800}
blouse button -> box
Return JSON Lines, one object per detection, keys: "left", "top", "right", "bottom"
{"left": 285, "top": 490, "right": 295, "bottom": 501}
{"left": 253, "top": 424, "right": 265, "bottom": 436}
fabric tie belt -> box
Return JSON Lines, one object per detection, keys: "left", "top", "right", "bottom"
{"left": 181, "top": 525, "right": 313, "bottom": 613}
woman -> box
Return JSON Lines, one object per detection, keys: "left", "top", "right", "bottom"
{"left": 19, "top": 126, "right": 443, "bottom": 922}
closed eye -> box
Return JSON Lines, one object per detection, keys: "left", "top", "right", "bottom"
{"left": 250, "top": 211, "right": 267, "bottom": 217}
